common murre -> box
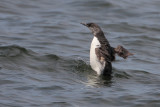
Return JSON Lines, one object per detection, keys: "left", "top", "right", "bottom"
{"left": 81, "top": 22, "right": 133, "bottom": 76}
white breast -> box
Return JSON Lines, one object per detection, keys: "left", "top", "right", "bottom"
{"left": 90, "top": 37, "right": 105, "bottom": 75}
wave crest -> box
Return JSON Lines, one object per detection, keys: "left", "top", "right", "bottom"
{"left": 0, "top": 45, "right": 32, "bottom": 57}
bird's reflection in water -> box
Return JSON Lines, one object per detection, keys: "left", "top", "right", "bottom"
{"left": 83, "top": 68, "right": 131, "bottom": 87}
{"left": 86, "top": 73, "right": 113, "bottom": 87}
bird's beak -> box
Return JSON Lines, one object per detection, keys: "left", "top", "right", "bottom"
{"left": 81, "top": 22, "right": 88, "bottom": 27}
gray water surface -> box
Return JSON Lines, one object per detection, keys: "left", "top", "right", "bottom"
{"left": 0, "top": 0, "right": 160, "bottom": 107}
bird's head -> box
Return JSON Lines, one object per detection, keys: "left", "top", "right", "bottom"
{"left": 81, "top": 22, "right": 102, "bottom": 35}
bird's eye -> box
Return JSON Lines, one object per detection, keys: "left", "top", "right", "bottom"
{"left": 87, "top": 23, "right": 93, "bottom": 27}
{"left": 87, "top": 24, "right": 91, "bottom": 27}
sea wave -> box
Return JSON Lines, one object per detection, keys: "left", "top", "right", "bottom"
{"left": 0, "top": 45, "right": 36, "bottom": 57}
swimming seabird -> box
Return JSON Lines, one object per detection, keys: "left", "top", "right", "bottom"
{"left": 81, "top": 22, "right": 133, "bottom": 76}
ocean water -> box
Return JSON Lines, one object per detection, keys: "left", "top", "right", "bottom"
{"left": 0, "top": 0, "right": 160, "bottom": 107}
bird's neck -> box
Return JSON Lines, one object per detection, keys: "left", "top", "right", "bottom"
{"left": 92, "top": 30, "right": 103, "bottom": 36}
{"left": 93, "top": 31, "right": 107, "bottom": 44}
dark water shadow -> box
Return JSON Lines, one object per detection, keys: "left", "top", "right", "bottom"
{"left": 113, "top": 69, "right": 132, "bottom": 79}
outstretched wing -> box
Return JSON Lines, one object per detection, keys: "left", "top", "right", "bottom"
{"left": 114, "top": 45, "right": 133, "bottom": 59}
